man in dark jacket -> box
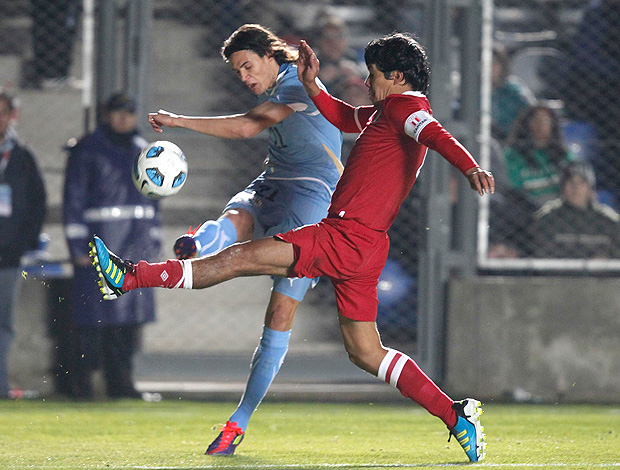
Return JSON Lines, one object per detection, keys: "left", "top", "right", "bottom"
{"left": 0, "top": 91, "right": 46, "bottom": 398}
{"left": 531, "top": 161, "right": 620, "bottom": 259}
{"left": 63, "top": 92, "right": 161, "bottom": 398}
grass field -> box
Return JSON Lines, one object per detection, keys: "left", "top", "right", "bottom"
{"left": 0, "top": 399, "right": 618, "bottom": 470}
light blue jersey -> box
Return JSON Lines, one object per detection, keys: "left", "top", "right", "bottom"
{"left": 197, "top": 62, "right": 343, "bottom": 301}
{"left": 223, "top": 63, "right": 343, "bottom": 301}
{"left": 259, "top": 62, "right": 343, "bottom": 192}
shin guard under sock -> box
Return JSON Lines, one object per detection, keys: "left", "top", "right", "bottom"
{"left": 229, "top": 327, "right": 291, "bottom": 431}
{"left": 123, "top": 259, "right": 193, "bottom": 291}
{"left": 377, "top": 348, "right": 457, "bottom": 428}
{"left": 194, "top": 217, "right": 238, "bottom": 256}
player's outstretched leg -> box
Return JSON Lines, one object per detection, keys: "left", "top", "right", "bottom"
{"left": 90, "top": 235, "right": 195, "bottom": 300}
{"left": 89, "top": 235, "right": 133, "bottom": 300}
{"left": 206, "top": 420, "right": 244, "bottom": 456}
{"left": 449, "top": 398, "right": 486, "bottom": 462}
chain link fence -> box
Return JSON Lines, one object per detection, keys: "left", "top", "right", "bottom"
{"left": 484, "top": 0, "right": 620, "bottom": 271}
{"left": 1, "top": 1, "right": 618, "bottom": 353}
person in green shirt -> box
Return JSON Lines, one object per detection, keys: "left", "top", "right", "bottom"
{"left": 503, "top": 103, "right": 578, "bottom": 207}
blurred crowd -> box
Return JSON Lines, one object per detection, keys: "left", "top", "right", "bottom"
{"left": 487, "top": 0, "right": 620, "bottom": 260}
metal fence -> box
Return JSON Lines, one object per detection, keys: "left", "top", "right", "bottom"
{"left": 482, "top": 0, "right": 620, "bottom": 272}
{"left": 2, "top": 0, "right": 618, "bottom": 352}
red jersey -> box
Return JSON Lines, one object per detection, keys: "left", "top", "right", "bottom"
{"left": 312, "top": 90, "right": 479, "bottom": 232}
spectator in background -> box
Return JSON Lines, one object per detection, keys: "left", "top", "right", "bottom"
{"left": 0, "top": 91, "right": 47, "bottom": 398}
{"left": 312, "top": 14, "right": 369, "bottom": 106}
{"left": 63, "top": 93, "right": 161, "bottom": 399}
{"left": 491, "top": 43, "right": 535, "bottom": 144}
{"left": 554, "top": 0, "right": 620, "bottom": 204}
{"left": 530, "top": 161, "right": 620, "bottom": 259}
{"left": 28, "top": 0, "right": 80, "bottom": 89}
{"left": 503, "top": 103, "right": 578, "bottom": 208}
{"left": 490, "top": 103, "right": 578, "bottom": 257}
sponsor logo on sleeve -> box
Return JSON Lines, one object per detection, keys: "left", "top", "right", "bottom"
{"left": 404, "top": 110, "right": 435, "bottom": 140}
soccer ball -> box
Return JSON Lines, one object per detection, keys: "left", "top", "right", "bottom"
{"left": 133, "top": 140, "right": 188, "bottom": 199}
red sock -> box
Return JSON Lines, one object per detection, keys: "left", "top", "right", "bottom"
{"left": 122, "top": 259, "right": 186, "bottom": 291}
{"left": 377, "top": 349, "right": 457, "bottom": 428}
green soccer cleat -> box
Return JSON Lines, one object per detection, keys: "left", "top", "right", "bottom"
{"left": 449, "top": 398, "right": 486, "bottom": 462}
{"left": 89, "top": 235, "right": 133, "bottom": 300}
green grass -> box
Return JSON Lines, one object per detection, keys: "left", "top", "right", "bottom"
{"left": 0, "top": 400, "right": 618, "bottom": 469}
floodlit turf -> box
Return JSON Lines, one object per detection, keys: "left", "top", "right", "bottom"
{"left": 0, "top": 400, "right": 618, "bottom": 469}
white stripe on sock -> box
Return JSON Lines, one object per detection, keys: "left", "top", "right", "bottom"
{"left": 377, "top": 349, "right": 398, "bottom": 382}
{"left": 183, "top": 259, "right": 193, "bottom": 289}
{"left": 177, "top": 259, "right": 192, "bottom": 289}
{"left": 389, "top": 353, "right": 411, "bottom": 387}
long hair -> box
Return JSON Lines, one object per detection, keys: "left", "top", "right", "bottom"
{"left": 364, "top": 32, "right": 430, "bottom": 94}
{"left": 222, "top": 24, "right": 298, "bottom": 65}
{"left": 506, "top": 104, "right": 568, "bottom": 168}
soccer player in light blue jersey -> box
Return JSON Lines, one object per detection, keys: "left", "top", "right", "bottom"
{"left": 148, "top": 24, "right": 343, "bottom": 456}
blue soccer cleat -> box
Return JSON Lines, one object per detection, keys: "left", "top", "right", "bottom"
{"left": 206, "top": 420, "right": 245, "bottom": 456}
{"left": 449, "top": 398, "right": 486, "bottom": 462}
{"left": 89, "top": 235, "right": 133, "bottom": 300}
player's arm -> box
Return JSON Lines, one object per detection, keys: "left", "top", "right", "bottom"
{"left": 410, "top": 113, "right": 494, "bottom": 196}
{"left": 148, "top": 101, "right": 294, "bottom": 139}
{"left": 297, "top": 39, "right": 374, "bottom": 133}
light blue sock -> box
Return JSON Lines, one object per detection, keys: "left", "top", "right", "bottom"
{"left": 230, "top": 326, "right": 291, "bottom": 431}
{"left": 193, "top": 217, "right": 238, "bottom": 256}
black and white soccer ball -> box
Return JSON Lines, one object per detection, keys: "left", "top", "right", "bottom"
{"left": 133, "top": 140, "right": 188, "bottom": 199}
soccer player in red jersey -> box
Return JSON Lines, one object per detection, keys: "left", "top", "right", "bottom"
{"left": 91, "top": 33, "right": 494, "bottom": 462}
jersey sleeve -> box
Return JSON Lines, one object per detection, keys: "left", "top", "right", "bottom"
{"left": 386, "top": 97, "right": 479, "bottom": 174}
{"left": 417, "top": 121, "right": 479, "bottom": 174}
{"left": 311, "top": 89, "right": 375, "bottom": 134}
{"left": 268, "top": 78, "right": 312, "bottom": 110}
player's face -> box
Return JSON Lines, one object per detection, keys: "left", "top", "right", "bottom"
{"left": 365, "top": 64, "right": 395, "bottom": 104}
{"left": 229, "top": 50, "right": 279, "bottom": 95}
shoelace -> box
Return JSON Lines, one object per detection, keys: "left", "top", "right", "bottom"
{"left": 213, "top": 421, "right": 244, "bottom": 450}
{"left": 186, "top": 225, "right": 201, "bottom": 236}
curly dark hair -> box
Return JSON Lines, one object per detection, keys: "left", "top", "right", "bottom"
{"left": 364, "top": 32, "right": 430, "bottom": 94}
{"left": 507, "top": 104, "right": 568, "bottom": 169}
{"left": 221, "top": 24, "right": 298, "bottom": 65}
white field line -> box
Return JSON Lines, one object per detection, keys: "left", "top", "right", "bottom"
{"left": 8, "top": 463, "right": 620, "bottom": 469}
{"left": 125, "top": 463, "right": 620, "bottom": 469}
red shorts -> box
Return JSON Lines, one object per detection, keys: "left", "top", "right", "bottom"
{"left": 275, "top": 217, "right": 389, "bottom": 321}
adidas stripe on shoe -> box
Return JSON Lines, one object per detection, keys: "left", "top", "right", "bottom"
{"left": 449, "top": 398, "right": 486, "bottom": 462}
{"left": 89, "top": 235, "right": 133, "bottom": 300}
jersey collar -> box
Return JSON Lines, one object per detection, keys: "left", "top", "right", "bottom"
{"left": 402, "top": 91, "right": 427, "bottom": 97}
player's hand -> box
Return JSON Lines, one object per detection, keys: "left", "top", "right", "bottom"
{"left": 466, "top": 167, "right": 495, "bottom": 196}
{"left": 297, "top": 40, "right": 321, "bottom": 97}
{"left": 173, "top": 234, "right": 198, "bottom": 259}
{"left": 148, "top": 109, "right": 180, "bottom": 133}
